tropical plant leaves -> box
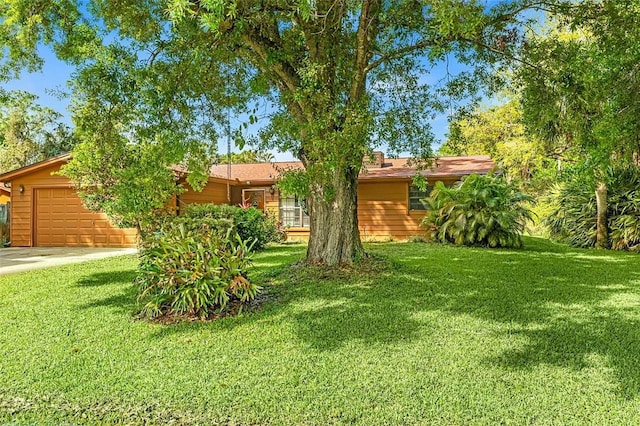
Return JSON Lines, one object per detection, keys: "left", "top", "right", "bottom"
{"left": 421, "top": 173, "right": 534, "bottom": 248}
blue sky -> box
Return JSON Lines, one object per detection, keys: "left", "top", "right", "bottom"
{"left": 3, "top": 46, "right": 458, "bottom": 162}
{"left": 4, "top": 47, "right": 75, "bottom": 122}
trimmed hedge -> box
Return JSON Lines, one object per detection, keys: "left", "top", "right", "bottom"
{"left": 183, "top": 203, "right": 284, "bottom": 250}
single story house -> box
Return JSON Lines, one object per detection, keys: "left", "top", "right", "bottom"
{"left": 0, "top": 152, "right": 494, "bottom": 247}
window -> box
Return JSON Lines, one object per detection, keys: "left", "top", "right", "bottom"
{"left": 409, "top": 184, "right": 431, "bottom": 211}
{"left": 279, "top": 196, "right": 310, "bottom": 228}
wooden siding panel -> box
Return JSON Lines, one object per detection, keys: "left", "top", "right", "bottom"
{"left": 180, "top": 180, "right": 229, "bottom": 206}
{"left": 358, "top": 181, "right": 423, "bottom": 241}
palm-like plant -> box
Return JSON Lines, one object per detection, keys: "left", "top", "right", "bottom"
{"left": 545, "top": 180, "right": 597, "bottom": 248}
{"left": 547, "top": 166, "right": 640, "bottom": 251}
{"left": 421, "top": 174, "right": 534, "bottom": 248}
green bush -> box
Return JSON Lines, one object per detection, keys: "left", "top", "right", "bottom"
{"left": 421, "top": 174, "right": 534, "bottom": 248}
{"left": 546, "top": 166, "right": 640, "bottom": 251}
{"left": 136, "top": 223, "right": 259, "bottom": 319}
{"left": 545, "top": 181, "right": 596, "bottom": 248}
{"left": 183, "top": 203, "right": 284, "bottom": 250}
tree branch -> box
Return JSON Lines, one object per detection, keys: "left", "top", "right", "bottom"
{"left": 350, "top": 0, "right": 379, "bottom": 101}
{"left": 365, "top": 38, "right": 441, "bottom": 74}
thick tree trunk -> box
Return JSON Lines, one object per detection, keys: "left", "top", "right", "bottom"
{"left": 595, "top": 181, "right": 609, "bottom": 249}
{"left": 305, "top": 165, "right": 365, "bottom": 266}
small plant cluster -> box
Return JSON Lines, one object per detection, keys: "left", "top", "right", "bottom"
{"left": 421, "top": 173, "right": 534, "bottom": 248}
{"left": 546, "top": 166, "right": 640, "bottom": 251}
{"left": 136, "top": 220, "right": 258, "bottom": 319}
{"left": 184, "top": 203, "right": 285, "bottom": 250}
{"left": 135, "top": 203, "right": 283, "bottom": 319}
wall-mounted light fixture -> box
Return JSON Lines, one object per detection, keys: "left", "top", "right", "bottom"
{"left": 18, "top": 184, "right": 25, "bottom": 194}
{"left": 269, "top": 185, "right": 276, "bottom": 196}
{"left": 4, "top": 182, "right": 10, "bottom": 188}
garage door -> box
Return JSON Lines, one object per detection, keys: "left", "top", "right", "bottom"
{"left": 35, "top": 188, "right": 137, "bottom": 247}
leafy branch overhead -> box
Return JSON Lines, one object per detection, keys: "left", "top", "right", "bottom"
{"left": 0, "top": 0, "right": 583, "bottom": 265}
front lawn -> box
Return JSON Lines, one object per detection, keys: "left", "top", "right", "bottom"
{"left": 1, "top": 238, "right": 640, "bottom": 424}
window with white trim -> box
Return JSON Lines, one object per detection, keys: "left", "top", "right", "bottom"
{"left": 279, "top": 196, "right": 310, "bottom": 228}
{"left": 409, "top": 184, "right": 432, "bottom": 211}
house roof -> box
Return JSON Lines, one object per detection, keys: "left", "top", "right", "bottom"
{"left": 0, "top": 152, "right": 495, "bottom": 186}
{"left": 210, "top": 155, "right": 495, "bottom": 184}
{"left": 0, "top": 153, "right": 71, "bottom": 182}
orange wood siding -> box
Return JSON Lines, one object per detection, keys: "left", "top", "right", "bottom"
{"left": 357, "top": 178, "right": 461, "bottom": 241}
{"left": 10, "top": 163, "right": 136, "bottom": 247}
{"left": 285, "top": 229, "right": 310, "bottom": 242}
{"left": 358, "top": 181, "right": 420, "bottom": 241}
{"left": 180, "top": 179, "right": 229, "bottom": 206}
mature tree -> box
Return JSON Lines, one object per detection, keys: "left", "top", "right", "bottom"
{"left": 1, "top": 0, "right": 577, "bottom": 265}
{"left": 0, "top": 90, "right": 77, "bottom": 174}
{"left": 518, "top": 3, "right": 640, "bottom": 248}
{"left": 442, "top": 98, "right": 549, "bottom": 182}
{"left": 216, "top": 150, "right": 275, "bottom": 164}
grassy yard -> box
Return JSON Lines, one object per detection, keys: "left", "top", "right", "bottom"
{"left": 1, "top": 237, "right": 640, "bottom": 424}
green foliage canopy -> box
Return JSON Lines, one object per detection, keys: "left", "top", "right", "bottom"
{"left": 518, "top": 3, "right": 640, "bottom": 176}
{"left": 441, "top": 98, "right": 552, "bottom": 184}
{"left": 0, "top": 0, "right": 578, "bottom": 263}
{"left": 0, "top": 90, "right": 77, "bottom": 173}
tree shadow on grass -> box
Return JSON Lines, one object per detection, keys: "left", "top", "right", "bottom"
{"left": 79, "top": 285, "right": 138, "bottom": 314}
{"left": 70, "top": 238, "right": 640, "bottom": 398}
{"left": 76, "top": 270, "right": 138, "bottom": 315}
{"left": 492, "top": 312, "right": 640, "bottom": 398}
{"left": 77, "top": 270, "right": 137, "bottom": 287}
{"left": 285, "top": 271, "right": 425, "bottom": 351}
{"left": 382, "top": 237, "right": 640, "bottom": 398}
{"left": 146, "top": 251, "right": 426, "bottom": 349}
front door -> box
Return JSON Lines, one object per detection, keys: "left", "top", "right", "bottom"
{"left": 242, "top": 189, "right": 265, "bottom": 211}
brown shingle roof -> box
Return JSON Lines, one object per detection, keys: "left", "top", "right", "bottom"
{"left": 209, "top": 155, "right": 495, "bottom": 183}
{"left": 0, "top": 153, "right": 495, "bottom": 186}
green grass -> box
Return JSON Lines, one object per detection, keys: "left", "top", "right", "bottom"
{"left": 1, "top": 237, "right": 640, "bottom": 424}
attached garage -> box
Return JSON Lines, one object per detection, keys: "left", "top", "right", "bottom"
{"left": 34, "top": 187, "right": 137, "bottom": 247}
{"left": 0, "top": 154, "right": 138, "bottom": 248}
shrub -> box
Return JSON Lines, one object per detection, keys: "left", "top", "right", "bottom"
{"left": 546, "top": 166, "right": 640, "bottom": 251}
{"left": 182, "top": 203, "right": 284, "bottom": 250}
{"left": 421, "top": 174, "right": 534, "bottom": 248}
{"left": 545, "top": 180, "right": 596, "bottom": 248}
{"left": 136, "top": 223, "right": 259, "bottom": 319}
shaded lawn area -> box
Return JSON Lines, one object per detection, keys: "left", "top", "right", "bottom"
{"left": 1, "top": 237, "right": 640, "bottom": 424}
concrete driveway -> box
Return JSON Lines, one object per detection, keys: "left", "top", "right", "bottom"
{"left": 0, "top": 247, "right": 137, "bottom": 276}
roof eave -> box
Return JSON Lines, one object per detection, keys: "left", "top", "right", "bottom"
{"left": 0, "top": 153, "right": 71, "bottom": 182}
